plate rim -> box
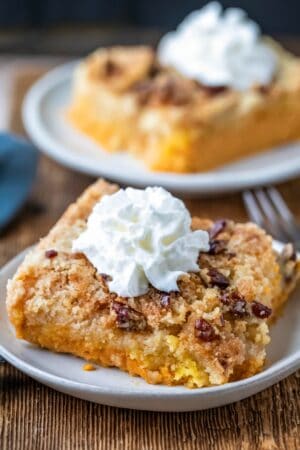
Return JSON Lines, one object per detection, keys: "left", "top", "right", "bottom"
{"left": 1, "top": 247, "right": 300, "bottom": 400}
{"left": 22, "top": 61, "right": 300, "bottom": 195}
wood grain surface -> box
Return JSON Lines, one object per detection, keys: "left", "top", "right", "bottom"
{"left": 0, "top": 57, "right": 300, "bottom": 450}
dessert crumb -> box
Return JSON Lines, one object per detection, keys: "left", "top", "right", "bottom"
{"left": 83, "top": 363, "right": 96, "bottom": 371}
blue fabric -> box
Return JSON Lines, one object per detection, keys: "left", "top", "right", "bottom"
{"left": 0, "top": 133, "right": 38, "bottom": 231}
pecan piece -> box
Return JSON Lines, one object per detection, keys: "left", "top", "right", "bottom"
{"left": 201, "top": 268, "right": 230, "bottom": 289}
{"left": 230, "top": 298, "right": 248, "bottom": 318}
{"left": 220, "top": 292, "right": 231, "bottom": 306}
{"left": 160, "top": 293, "right": 171, "bottom": 308}
{"left": 94, "top": 299, "right": 109, "bottom": 312}
{"left": 194, "top": 318, "right": 217, "bottom": 342}
{"left": 198, "top": 84, "right": 228, "bottom": 96}
{"left": 155, "top": 79, "right": 189, "bottom": 105}
{"left": 134, "top": 78, "right": 189, "bottom": 106}
{"left": 112, "top": 301, "right": 147, "bottom": 331}
{"left": 208, "top": 239, "right": 227, "bottom": 255}
{"left": 251, "top": 301, "right": 272, "bottom": 319}
{"left": 99, "top": 273, "right": 112, "bottom": 282}
{"left": 209, "top": 219, "right": 227, "bottom": 239}
{"left": 45, "top": 249, "right": 58, "bottom": 258}
{"left": 221, "top": 291, "right": 248, "bottom": 318}
{"left": 257, "top": 85, "right": 270, "bottom": 95}
{"left": 148, "top": 63, "right": 161, "bottom": 78}
{"left": 133, "top": 80, "right": 153, "bottom": 105}
{"left": 256, "top": 81, "right": 274, "bottom": 95}
{"left": 103, "top": 58, "right": 122, "bottom": 77}
{"left": 208, "top": 269, "right": 230, "bottom": 289}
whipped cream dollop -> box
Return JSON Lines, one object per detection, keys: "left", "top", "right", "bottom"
{"left": 157, "top": 2, "right": 278, "bottom": 91}
{"left": 72, "top": 187, "right": 209, "bottom": 297}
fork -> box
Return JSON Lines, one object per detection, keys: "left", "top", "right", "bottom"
{"left": 243, "top": 187, "right": 300, "bottom": 251}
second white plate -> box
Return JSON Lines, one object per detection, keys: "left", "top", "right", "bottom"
{"left": 23, "top": 61, "right": 300, "bottom": 196}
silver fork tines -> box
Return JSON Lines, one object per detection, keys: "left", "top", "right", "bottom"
{"left": 243, "top": 187, "right": 300, "bottom": 250}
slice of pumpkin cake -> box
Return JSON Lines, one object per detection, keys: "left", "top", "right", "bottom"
{"left": 6, "top": 180, "right": 299, "bottom": 387}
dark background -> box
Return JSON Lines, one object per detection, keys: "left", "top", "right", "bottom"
{"left": 0, "top": 1, "right": 299, "bottom": 55}
{"left": 0, "top": 0, "right": 300, "bottom": 33}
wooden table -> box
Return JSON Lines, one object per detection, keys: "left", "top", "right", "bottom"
{"left": 0, "top": 50, "right": 300, "bottom": 450}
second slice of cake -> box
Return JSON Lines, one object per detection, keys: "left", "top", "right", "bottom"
{"left": 68, "top": 3, "right": 300, "bottom": 173}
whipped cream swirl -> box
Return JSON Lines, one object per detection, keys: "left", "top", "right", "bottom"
{"left": 73, "top": 187, "right": 209, "bottom": 297}
{"left": 157, "top": 2, "right": 278, "bottom": 91}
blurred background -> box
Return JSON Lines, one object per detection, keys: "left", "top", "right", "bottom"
{"left": 0, "top": 0, "right": 300, "bottom": 55}
{"left": 1, "top": 0, "right": 300, "bottom": 241}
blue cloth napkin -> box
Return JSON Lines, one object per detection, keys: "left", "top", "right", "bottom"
{"left": 0, "top": 133, "right": 38, "bottom": 231}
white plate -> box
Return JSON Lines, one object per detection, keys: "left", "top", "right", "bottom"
{"left": 0, "top": 244, "right": 299, "bottom": 412}
{"left": 23, "top": 62, "right": 300, "bottom": 196}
